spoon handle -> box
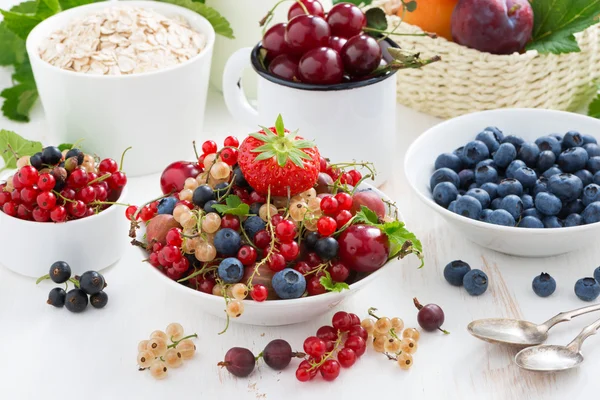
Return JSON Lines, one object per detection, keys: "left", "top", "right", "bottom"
{"left": 540, "top": 303, "right": 600, "bottom": 331}
{"left": 565, "top": 318, "right": 600, "bottom": 354}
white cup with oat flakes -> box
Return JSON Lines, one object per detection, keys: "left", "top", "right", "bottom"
{"left": 26, "top": 1, "right": 215, "bottom": 176}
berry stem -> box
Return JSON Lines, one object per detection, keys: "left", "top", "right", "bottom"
{"left": 259, "top": 0, "right": 307, "bottom": 30}
{"left": 368, "top": 307, "right": 381, "bottom": 320}
{"left": 177, "top": 264, "right": 217, "bottom": 283}
{"left": 52, "top": 190, "right": 77, "bottom": 204}
{"left": 119, "top": 146, "right": 132, "bottom": 171}
{"left": 167, "top": 333, "right": 198, "bottom": 348}
{"left": 413, "top": 297, "right": 423, "bottom": 311}
{"left": 90, "top": 200, "right": 131, "bottom": 207}
{"left": 239, "top": 225, "right": 259, "bottom": 250}
{"left": 192, "top": 140, "right": 199, "bottom": 161}
{"left": 68, "top": 277, "right": 80, "bottom": 288}
{"left": 87, "top": 173, "right": 111, "bottom": 185}
{"left": 35, "top": 274, "right": 49, "bottom": 284}
{"left": 302, "top": 261, "right": 332, "bottom": 277}
{"left": 308, "top": 330, "right": 343, "bottom": 371}
{"left": 363, "top": 27, "right": 437, "bottom": 39}
{"left": 129, "top": 192, "right": 173, "bottom": 238}
{"left": 245, "top": 187, "right": 276, "bottom": 290}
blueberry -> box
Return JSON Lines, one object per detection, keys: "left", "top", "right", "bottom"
{"left": 533, "top": 178, "right": 549, "bottom": 197}
{"left": 595, "top": 171, "right": 600, "bottom": 185}
{"left": 521, "top": 194, "right": 534, "bottom": 209}
{"left": 584, "top": 143, "right": 600, "bottom": 158}
{"left": 314, "top": 237, "right": 339, "bottom": 260}
{"left": 574, "top": 278, "right": 600, "bottom": 301}
{"left": 480, "top": 208, "right": 493, "bottom": 222}
{"left": 550, "top": 133, "right": 564, "bottom": 141}
{"left": 563, "top": 131, "right": 584, "bottom": 148}
{"left": 65, "top": 148, "right": 84, "bottom": 165}
{"left": 204, "top": 200, "right": 218, "bottom": 213}
{"left": 488, "top": 209, "right": 515, "bottom": 226}
{"left": 79, "top": 271, "right": 105, "bottom": 295}
{"left": 476, "top": 130, "right": 501, "bottom": 152}
{"left": 443, "top": 260, "right": 471, "bottom": 286}
{"left": 480, "top": 182, "right": 498, "bottom": 199}
{"left": 218, "top": 257, "right": 244, "bottom": 284}
{"left": 535, "top": 136, "right": 561, "bottom": 157}
{"left": 500, "top": 195, "right": 523, "bottom": 220}
{"left": 41, "top": 146, "right": 62, "bottom": 165}
{"left": 465, "top": 188, "right": 490, "bottom": 208}
{"left": 430, "top": 168, "right": 460, "bottom": 191}
{"left": 518, "top": 142, "right": 540, "bottom": 167}
{"left": 305, "top": 232, "right": 320, "bottom": 249}
{"left": 582, "top": 184, "right": 600, "bottom": 206}
{"left": 536, "top": 151, "right": 556, "bottom": 172}
{"left": 543, "top": 216, "right": 563, "bottom": 228}
{"left": 574, "top": 169, "right": 594, "bottom": 187}
{"left": 192, "top": 184, "right": 215, "bottom": 207}
{"left": 506, "top": 160, "right": 526, "bottom": 178}
{"left": 30, "top": 152, "right": 43, "bottom": 170}
{"left": 272, "top": 268, "right": 306, "bottom": 299}
{"left": 558, "top": 147, "right": 589, "bottom": 172}
{"left": 157, "top": 197, "right": 178, "bottom": 215}
{"left": 497, "top": 178, "right": 523, "bottom": 197}
{"left": 462, "top": 140, "right": 490, "bottom": 165}
{"left": 448, "top": 200, "right": 458, "bottom": 213}
{"left": 535, "top": 192, "right": 562, "bottom": 216}
{"left": 454, "top": 196, "right": 482, "bottom": 220}
{"left": 458, "top": 169, "right": 475, "bottom": 190}
{"left": 583, "top": 134, "right": 597, "bottom": 145}
{"left": 463, "top": 269, "right": 488, "bottom": 296}
{"left": 214, "top": 228, "right": 242, "bottom": 256}
{"left": 532, "top": 273, "right": 556, "bottom": 297}
{"left": 501, "top": 135, "right": 524, "bottom": 151}
{"left": 522, "top": 208, "right": 543, "bottom": 219}
{"left": 560, "top": 199, "right": 584, "bottom": 218}
{"left": 594, "top": 267, "right": 600, "bottom": 284}
{"left": 49, "top": 261, "right": 71, "bottom": 284}
{"left": 435, "top": 153, "right": 462, "bottom": 172}
{"left": 587, "top": 157, "right": 600, "bottom": 174}
{"left": 582, "top": 201, "right": 600, "bottom": 224}
{"left": 564, "top": 213, "right": 584, "bottom": 227}
{"left": 518, "top": 216, "right": 544, "bottom": 228}
{"left": 214, "top": 182, "right": 229, "bottom": 198}
{"left": 249, "top": 202, "right": 263, "bottom": 215}
{"left": 474, "top": 165, "right": 498, "bottom": 186}
{"left": 468, "top": 183, "right": 478, "bottom": 190}
{"left": 65, "top": 289, "right": 88, "bottom": 313}
{"left": 47, "top": 287, "right": 67, "bottom": 308}
{"left": 542, "top": 166, "right": 562, "bottom": 179}
{"left": 513, "top": 167, "right": 537, "bottom": 189}
{"left": 493, "top": 143, "right": 517, "bottom": 168}
{"left": 490, "top": 197, "right": 502, "bottom": 210}
{"left": 484, "top": 126, "right": 504, "bottom": 140}
{"left": 243, "top": 216, "right": 266, "bottom": 239}
{"left": 232, "top": 166, "right": 248, "bottom": 187}
{"left": 547, "top": 173, "right": 583, "bottom": 202}
{"left": 476, "top": 159, "right": 496, "bottom": 170}
{"left": 90, "top": 291, "right": 108, "bottom": 309}
{"left": 433, "top": 182, "right": 458, "bottom": 208}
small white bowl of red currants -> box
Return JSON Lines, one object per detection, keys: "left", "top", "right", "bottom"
{"left": 0, "top": 139, "right": 130, "bottom": 277}
{"left": 131, "top": 118, "right": 423, "bottom": 326}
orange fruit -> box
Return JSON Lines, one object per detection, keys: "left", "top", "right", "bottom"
{"left": 399, "top": 0, "right": 458, "bottom": 41}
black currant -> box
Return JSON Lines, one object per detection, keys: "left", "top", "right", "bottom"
{"left": 249, "top": 202, "right": 263, "bottom": 215}
{"left": 49, "top": 261, "right": 71, "bottom": 284}
{"left": 47, "top": 287, "right": 66, "bottom": 308}
{"left": 232, "top": 166, "right": 248, "bottom": 187}
{"left": 314, "top": 237, "right": 339, "bottom": 260}
{"left": 79, "top": 271, "right": 105, "bottom": 295}
{"left": 41, "top": 146, "right": 62, "bottom": 165}
{"left": 65, "top": 289, "right": 88, "bottom": 313}
{"left": 204, "top": 199, "right": 218, "bottom": 213}
{"left": 214, "top": 182, "right": 229, "bottom": 198}
{"left": 30, "top": 152, "right": 43, "bottom": 170}
{"left": 305, "top": 232, "right": 320, "bottom": 250}
{"left": 192, "top": 184, "right": 214, "bottom": 207}
{"left": 90, "top": 291, "right": 108, "bottom": 309}
{"left": 65, "top": 148, "right": 84, "bottom": 165}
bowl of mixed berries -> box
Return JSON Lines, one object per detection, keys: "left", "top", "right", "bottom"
{"left": 0, "top": 132, "right": 130, "bottom": 277}
{"left": 130, "top": 116, "right": 422, "bottom": 326}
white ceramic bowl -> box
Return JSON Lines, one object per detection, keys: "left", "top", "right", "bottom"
{"left": 136, "top": 185, "right": 405, "bottom": 326}
{"left": 0, "top": 188, "right": 130, "bottom": 278}
{"left": 405, "top": 108, "right": 600, "bottom": 257}
{"left": 26, "top": 1, "right": 215, "bottom": 177}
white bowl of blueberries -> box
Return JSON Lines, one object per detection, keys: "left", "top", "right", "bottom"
{"left": 405, "top": 108, "right": 600, "bottom": 257}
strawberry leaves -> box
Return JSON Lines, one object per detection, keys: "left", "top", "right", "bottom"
{"left": 320, "top": 270, "right": 350, "bottom": 293}
{"left": 210, "top": 195, "right": 250, "bottom": 216}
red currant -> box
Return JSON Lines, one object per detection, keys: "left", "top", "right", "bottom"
{"left": 162, "top": 245, "right": 182, "bottom": 263}
{"left": 307, "top": 276, "right": 326, "bottom": 295}
{"left": 93, "top": 185, "right": 108, "bottom": 201}
{"left": 67, "top": 200, "right": 87, "bottom": 218}
{"left": 50, "top": 205, "right": 67, "bottom": 222}
{"left": 11, "top": 189, "right": 21, "bottom": 204}
{"left": 166, "top": 267, "right": 184, "bottom": 281}
{"left": 60, "top": 188, "right": 77, "bottom": 201}
{"left": 288, "top": 0, "right": 325, "bottom": 20}
{"left": 262, "top": 23, "right": 289, "bottom": 60}
{"left": 153, "top": 242, "right": 164, "bottom": 253}
{"left": 296, "top": 360, "right": 317, "bottom": 382}
{"left": 237, "top": 245, "right": 257, "bottom": 266}
{"left": 37, "top": 191, "right": 57, "bottom": 210}
{"left": 349, "top": 313, "right": 361, "bottom": 326}
{"left": 317, "top": 216, "right": 337, "bottom": 236}
{"left": 197, "top": 278, "right": 216, "bottom": 294}
{"left": 166, "top": 227, "right": 183, "bottom": 247}
{"left": 107, "top": 171, "right": 127, "bottom": 191}
{"left": 2, "top": 201, "right": 17, "bottom": 217}
{"left": 201, "top": 140, "right": 217, "bottom": 154}
{"left": 20, "top": 186, "right": 39, "bottom": 205}
{"left": 271, "top": 213, "right": 284, "bottom": 226}
{"left": 0, "top": 190, "right": 10, "bottom": 206}
{"left": 326, "top": 3, "right": 366, "bottom": 38}
{"left": 177, "top": 199, "right": 194, "bottom": 210}
{"left": 149, "top": 252, "right": 160, "bottom": 267}
{"left": 320, "top": 359, "right": 340, "bottom": 381}
{"left": 249, "top": 191, "right": 266, "bottom": 204}
{"left": 76, "top": 186, "right": 96, "bottom": 203}
{"left": 253, "top": 230, "right": 271, "bottom": 249}
{"left": 320, "top": 196, "right": 339, "bottom": 215}
{"left": 268, "top": 253, "right": 286, "bottom": 272}
{"left": 337, "top": 347, "right": 356, "bottom": 368}
{"left": 99, "top": 158, "right": 118, "bottom": 174}
{"left": 303, "top": 336, "right": 327, "bottom": 358}
{"left": 125, "top": 205, "right": 138, "bottom": 220}
{"left": 140, "top": 204, "right": 156, "bottom": 222}
{"left": 344, "top": 335, "right": 366, "bottom": 357}
{"left": 348, "top": 325, "right": 368, "bottom": 341}
{"left": 87, "top": 172, "right": 98, "bottom": 183}
{"left": 85, "top": 206, "right": 95, "bottom": 217}
{"left": 285, "top": 15, "right": 330, "bottom": 55}
{"left": 67, "top": 168, "right": 88, "bottom": 189}
{"left": 275, "top": 220, "right": 296, "bottom": 243}
{"left": 316, "top": 325, "right": 337, "bottom": 342}
{"left": 332, "top": 311, "right": 352, "bottom": 331}
{"left": 37, "top": 173, "right": 55, "bottom": 191}
{"left": 304, "top": 252, "right": 321, "bottom": 267}
{"left": 17, "top": 204, "right": 33, "bottom": 220}
{"left": 172, "top": 256, "right": 189, "bottom": 273}
{"left": 334, "top": 192, "right": 352, "bottom": 210}
{"left": 12, "top": 176, "right": 24, "bottom": 190}
{"left": 250, "top": 284, "right": 268, "bottom": 302}
{"left": 329, "top": 261, "right": 349, "bottom": 282}
{"left": 294, "top": 261, "right": 312, "bottom": 275}
{"left": 339, "top": 172, "right": 354, "bottom": 185}
{"left": 158, "top": 251, "right": 171, "bottom": 267}
{"left": 17, "top": 166, "right": 39, "bottom": 187}
{"left": 223, "top": 136, "right": 239, "bottom": 148}
{"left": 220, "top": 147, "right": 238, "bottom": 166}
{"left": 220, "top": 214, "right": 240, "bottom": 231}
{"left": 335, "top": 209, "right": 352, "bottom": 228}
{"left": 348, "top": 170, "right": 362, "bottom": 184}
{"left": 279, "top": 241, "right": 300, "bottom": 261}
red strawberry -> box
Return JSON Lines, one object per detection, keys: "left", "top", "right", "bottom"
{"left": 238, "top": 115, "right": 320, "bottom": 197}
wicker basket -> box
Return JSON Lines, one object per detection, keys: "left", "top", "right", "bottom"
{"left": 374, "top": 0, "right": 600, "bottom": 119}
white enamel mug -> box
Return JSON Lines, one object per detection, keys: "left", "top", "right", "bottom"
{"left": 222, "top": 41, "right": 399, "bottom": 186}
{"left": 26, "top": 1, "right": 216, "bottom": 177}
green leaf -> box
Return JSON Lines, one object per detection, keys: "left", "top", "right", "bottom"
{"left": 58, "top": 0, "right": 105, "bottom": 11}
{"left": 354, "top": 205, "right": 379, "bottom": 224}
{"left": 0, "top": 129, "right": 43, "bottom": 171}
{"left": 36, "top": 0, "right": 62, "bottom": 19}
{"left": 365, "top": 7, "right": 387, "bottom": 36}
{"left": 58, "top": 143, "right": 73, "bottom": 151}
{"left": 276, "top": 151, "right": 287, "bottom": 167}
{"left": 404, "top": 1, "right": 417, "bottom": 12}
{"left": 210, "top": 195, "right": 250, "bottom": 216}
{"left": 589, "top": 91, "right": 600, "bottom": 119}
{"left": 319, "top": 270, "right": 350, "bottom": 293}
{"left": 157, "top": 0, "right": 234, "bottom": 38}
{"left": 0, "top": 9, "right": 42, "bottom": 40}
{"left": 0, "top": 22, "right": 27, "bottom": 66}
{"left": 274, "top": 114, "right": 285, "bottom": 137}
{"left": 1, "top": 82, "right": 38, "bottom": 122}
{"left": 11, "top": 1, "right": 38, "bottom": 13}
{"left": 254, "top": 150, "right": 276, "bottom": 161}
{"left": 526, "top": 0, "right": 600, "bottom": 55}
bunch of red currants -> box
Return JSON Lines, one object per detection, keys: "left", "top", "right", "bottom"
{"left": 263, "top": 1, "right": 384, "bottom": 85}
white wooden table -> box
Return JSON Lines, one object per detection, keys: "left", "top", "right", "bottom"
{"left": 2, "top": 5, "right": 600, "bottom": 399}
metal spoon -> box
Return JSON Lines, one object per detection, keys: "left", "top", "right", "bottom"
{"left": 467, "top": 304, "right": 600, "bottom": 346}
{"left": 515, "top": 317, "right": 600, "bottom": 372}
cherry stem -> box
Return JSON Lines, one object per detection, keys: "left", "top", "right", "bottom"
{"left": 413, "top": 297, "right": 423, "bottom": 311}
{"left": 167, "top": 333, "right": 198, "bottom": 348}
{"left": 363, "top": 27, "right": 438, "bottom": 39}
{"left": 119, "top": 146, "right": 132, "bottom": 171}
{"left": 192, "top": 140, "right": 199, "bottom": 160}
{"left": 87, "top": 173, "right": 111, "bottom": 185}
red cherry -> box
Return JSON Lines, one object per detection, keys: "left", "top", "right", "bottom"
{"left": 37, "top": 173, "right": 55, "bottom": 191}
{"left": 332, "top": 311, "right": 352, "bottom": 331}
{"left": 2, "top": 201, "right": 17, "bottom": 217}
{"left": 275, "top": 220, "right": 297, "bottom": 243}
{"left": 17, "top": 166, "right": 39, "bottom": 187}
{"left": 328, "top": 36, "right": 348, "bottom": 53}
{"left": 329, "top": 261, "right": 349, "bottom": 282}
{"left": 320, "top": 195, "right": 339, "bottom": 215}
{"left": 36, "top": 191, "right": 57, "bottom": 210}
{"left": 224, "top": 136, "right": 239, "bottom": 148}
{"left": 307, "top": 275, "right": 326, "bottom": 295}
{"left": 288, "top": 0, "right": 325, "bottom": 20}
{"left": 220, "top": 148, "right": 238, "bottom": 166}
{"left": 337, "top": 347, "right": 356, "bottom": 368}
{"left": 50, "top": 206, "right": 67, "bottom": 222}
{"left": 279, "top": 241, "right": 300, "bottom": 261}
{"left": 335, "top": 192, "right": 353, "bottom": 210}
{"left": 221, "top": 214, "right": 241, "bottom": 231}
{"left": 268, "top": 253, "right": 286, "bottom": 272}
{"left": 348, "top": 325, "right": 368, "bottom": 341}
{"left": 160, "top": 161, "right": 201, "bottom": 195}
{"left": 254, "top": 230, "right": 271, "bottom": 249}
{"left": 263, "top": 23, "right": 289, "bottom": 60}
{"left": 341, "top": 34, "right": 382, "bottom": 77}
{"left": 285, "top": 15, "right": 330, "bottom": 54}
{"left": 298, "top": 47, "right": 344, "bottom": 85}
{"left": 294, "top": 261, "right": 312, "bottom": 275}
{"left": 317, "top": 216, "right": 337, "bottom": 236}
{"left": 201, "top": 140, "right": 217, "bottom": 154}
{"left": 335, "top": 209, "right": 352, "bottom": 228}
{"left": 326, "top": 3, "right": 366, "bottom": 38}
{"left": 250, "top": 284, "right": 268, "bottom": 302}
{"left": 268, "top": 54, "right": 299, "bottom": 81}
{"left": 99, "top": 158, "right": 118, "bottom": 174}
{"left": 316, "top": 325, "right": 338, "bottom": 342}
{"left": 338, "top": 224, "right": 390, "bottom": 272}
{"left": 166, "top": 227, "right": 183, "bottom": 247}
{"left": 303, "top": 336, "right": 327, "bottom": 358}
{"left": 349, "top": 313, "right": 361, "bottom": 326}
{"left": 320, "top": 359, "right": 340, "bottom": 381}
{"left": 237, "top": 245, "right": 257, "bottom": 266}
{"left": 344, "top": 335, "right": 366, "bottom": 357}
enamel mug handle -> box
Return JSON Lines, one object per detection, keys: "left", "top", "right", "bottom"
{"left": 222, "top": 47, "right": 259, "bottom": 128}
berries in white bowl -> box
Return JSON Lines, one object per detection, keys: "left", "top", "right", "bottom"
{"left": 131, "top": 116, "right": 423, "bottom": 327}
